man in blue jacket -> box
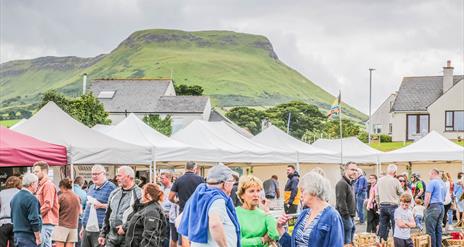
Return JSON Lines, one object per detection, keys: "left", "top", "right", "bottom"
{"left": 354, "top": 168, "right": 368, "bottom": 224}
{"left": 10, "top": 173, "right": 42, "bottom": 247}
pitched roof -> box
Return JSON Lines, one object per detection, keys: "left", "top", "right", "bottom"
{"left": 391, "top": 75, "right": 463, "bottom": 112}
{"left": 155, "top": 96, "right": 209, "bottom": 113}
{"left": 208, "top": 109, "right": 254, "bottom": 138}
{"left": 90, "top": 79, "right": 172, "bottom": 112}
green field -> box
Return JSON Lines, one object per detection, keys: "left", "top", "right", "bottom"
{"left": 0, "top": 29, "right": 367, "bottom": 122}
{"left": 370, "top": 141, "right": 464, "bottom": 151}
{"left": 0, "top": 119, "right": 20, "bottom": 128}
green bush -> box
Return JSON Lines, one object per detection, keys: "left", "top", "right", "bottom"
{"left": 379, "top": 134, "right": 392, "bottom": 143}
{"left": 357, "top": 131, "right": 368, "bottom": 143}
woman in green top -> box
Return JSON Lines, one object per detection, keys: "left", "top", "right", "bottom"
{"left": 236, "top": 175, "right": 280, "bottom": 247}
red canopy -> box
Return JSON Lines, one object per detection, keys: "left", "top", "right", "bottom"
{"left": 0, "top": 126, "right": 67, "bottom": 167}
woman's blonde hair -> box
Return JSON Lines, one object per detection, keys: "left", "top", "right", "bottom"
{"left": 236, "top": 175, "right": 263, "bottom": 203}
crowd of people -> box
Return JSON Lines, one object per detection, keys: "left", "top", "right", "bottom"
{"left": 340, "top": 163, "right": 459, "bottom": 247}
{"left": 0, "top": 160, "right": 460, "bottom": 247}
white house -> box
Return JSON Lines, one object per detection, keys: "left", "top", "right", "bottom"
{"left": 90, "top": 78, "right": 252, "bottom": 135}
{"left": 371, "top": 61, "right": 463, "bottom": 142}
{"left": 369, "top": 92, "right": 397, "bottom": 135}
{"left": 90, "top": 79, "right": 212, "bottom": 132}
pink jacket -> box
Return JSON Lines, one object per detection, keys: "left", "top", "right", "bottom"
{"left": 36, "top": 178, "right": 59, "bottom": 225}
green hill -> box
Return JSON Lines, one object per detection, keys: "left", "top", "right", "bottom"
{"left": 0, "top": 29, "right": 367, "bottom": 121}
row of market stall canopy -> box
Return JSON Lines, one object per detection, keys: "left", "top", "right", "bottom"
{"left": 1, "top": 102, "right": 463, "bottom": 171}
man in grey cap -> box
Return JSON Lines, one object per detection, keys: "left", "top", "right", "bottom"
{"left": 178, "top": 164, "right": 241, "bottom": 247}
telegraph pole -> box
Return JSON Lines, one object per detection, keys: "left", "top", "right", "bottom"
{"left": 368, "top": 68, "right": 375, "bottom": 144}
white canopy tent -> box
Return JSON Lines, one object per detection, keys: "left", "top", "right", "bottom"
{"left": 14, "top": 102, "right": 153, "bottom": 165}
{"left": 312, "top": 137, "right": 383, "bottom": 165}
{"left": 172, "top": 120, "right": 295, "bottom": 163}
{"left": 381, "top": 131, "right": 464, "bottom": 164}
{"left": 252, "top": 125, "right": 340, "bottom": 167}
{"left": 92, "top": 124, "right": 114, "bottom": 134}
{"left": 94, "top": 114, "right": 222, "bottom": 178}
{"left": 10, "top": 118, "right": 27, "bottom": 130}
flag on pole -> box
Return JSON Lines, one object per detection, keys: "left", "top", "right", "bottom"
{"left": 327, "top": 92, "right": 341, "bottom": 119}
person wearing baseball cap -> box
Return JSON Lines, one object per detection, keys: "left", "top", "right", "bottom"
{"left": 178, "top": 163, "right": 241, "bottom": 247}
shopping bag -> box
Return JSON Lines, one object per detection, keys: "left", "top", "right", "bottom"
{"left": 86, "top": 196, "right": 100, "bottom": 232}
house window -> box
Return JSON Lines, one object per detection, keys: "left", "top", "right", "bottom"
{"left": 388, "top": 123, "right": 392, "bottom": 134}
{"left": 445, "top": 111, "right": 464, "bottom": 131}
{"left": 98, "top": 91, "right": 116, "bottom": 99}
{"left": 407, "top": 114, "right": 429, "bottom": 141}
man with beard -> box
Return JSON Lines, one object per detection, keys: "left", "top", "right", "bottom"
{"left": 284, "top": 165, "right": 300, "bottom": 214}
{"left": 336, "top": 161, "right": 358, "bottom": 245}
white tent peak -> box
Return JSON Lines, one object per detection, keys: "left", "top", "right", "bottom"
{"left": 95, "top": 113, "right": 217, "bottom": 162}
{"left": 381, "top": 131, "right": 464, "bottom": 162}
{"left": 312, "top": 136, "right": 382, "bottom": 163}
{"left": 14, "top": 101, "right": 152, "bottom": 164}
{"left": 395, "top": 131, "right": 463, "bottom": 152}
{"left": 253, "top": 125, "right": 339, "bottom": 163}
{"left": 172, "top": 120, "right": 295, "bottom": 163}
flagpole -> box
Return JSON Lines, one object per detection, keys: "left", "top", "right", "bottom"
{"left": 339, "top": 90, "right": 343, "bottom": 165}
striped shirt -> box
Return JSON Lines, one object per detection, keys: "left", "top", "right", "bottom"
{"left": 294, "top": 211, "right": 323, "bottom": 247}
{"left": 82, "top": 180, "right": 116, "bottom": 228}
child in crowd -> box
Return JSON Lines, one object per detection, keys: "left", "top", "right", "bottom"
{"left": 394, "top": 193, "right": 416, "bottom": 247}
{"left": 413, "top": 198, "right": 425, "bottom": 231}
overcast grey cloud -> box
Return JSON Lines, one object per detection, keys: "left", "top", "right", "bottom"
{"left": 1, "top": 0, "right": 463, "bottom": 113}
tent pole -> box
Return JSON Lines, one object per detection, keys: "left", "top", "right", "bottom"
{"left": 149, "top": 163, "right": 153, "bottom": 183}
{"left": 69, "top": 146, "right": 74, "bottom": 192}
{"left": 296, "top": 152, "right": 301, "bottom": 173}
{"left": 376, "top": 156, "right": 380, "bottom": 177}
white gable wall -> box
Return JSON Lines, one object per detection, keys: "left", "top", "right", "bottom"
{"left": 428, "top": 80, "right": 464, "bottom": 140}
{"left": 164, "top": 81, "right": 176, "bottom": 96}
{"left": 370, "top": 93, "right": 396, "bottom": 135}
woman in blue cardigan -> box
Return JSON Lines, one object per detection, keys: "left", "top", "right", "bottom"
{"left": 277, "top": 171, "right": 344, "bottom": 247}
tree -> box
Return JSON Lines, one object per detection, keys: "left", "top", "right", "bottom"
{"left": 68, "top": 93, "right": 111, "bottom": 127}
{"left": 39, "top": 90, "right": 111, "bottom": 127}
{"left": 40, "top": 90, "right": 70, "bottom": 112}
{"left": 143, "top": 114, "right": 172, "bottom": 136}
{"left": 324, "top": 119, "right": 362, "bottom": 138}
{"left": 265, "top": 101, "right": 325, "bottom": 139}
{"left": 225, "top": 107, "right": 265, "bottom": 135}
{"left": 174, "top": 84, "right": 204, "bottom": 96}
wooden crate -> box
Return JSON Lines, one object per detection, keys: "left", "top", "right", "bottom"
{"left": 380, "top": 237, "right": 394, "bottom": 247}
{"left": 445, "top": 239, "right": 464, "bottom": 247}
{"left": 354, "top": 233, "right": 377, "bottom": 247}
{"left": 412, "top": 234, "right": 431, "bottom": 247}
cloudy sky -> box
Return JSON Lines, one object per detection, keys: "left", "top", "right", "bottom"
{"left": 1, "top": 0, "right": 463, "bottom": 114}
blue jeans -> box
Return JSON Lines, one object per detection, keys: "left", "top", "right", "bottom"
{"left": 425, "top": 204, "right": 444, "bottom": 247}
{"left": 356, "top": 192, "right": 367, "bottom": 223}
{"left": 40, "top": 224, "right": 54, "bottom": 247}
{"left": 448, "top": 208, "right": 454, "bottom": 225}
{"left": 14, "top": 235, "right": 38, "bottom": 247}
{"left": 341, "top": 216, "right": 355, "bottom": 244}
{"left": 379, "top": 204, "right": 398, "bottom": 241}
{"left": 415, "top": 215, "right": 423, "bottom": 231}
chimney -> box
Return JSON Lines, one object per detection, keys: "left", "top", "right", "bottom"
{"left": 443, "top": 60, "right": 454, "bottom": 92}
{"left": 82, "top": 73, "right": 88, "bottom": 95}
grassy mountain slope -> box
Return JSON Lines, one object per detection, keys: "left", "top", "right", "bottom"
{"left": 0, "top": 29, "right": 367, "bottom": 121}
